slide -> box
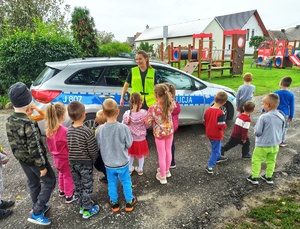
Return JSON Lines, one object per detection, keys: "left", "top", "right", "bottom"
{"left": 288, "top": 54, "right": 300, "bottom": 67}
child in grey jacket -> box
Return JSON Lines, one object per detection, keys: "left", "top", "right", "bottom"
{"left": 96, "top": 99, "right": 136, "bottom": 213}
{"left": 247, "top": 93, "right": 285, "bottom": 185}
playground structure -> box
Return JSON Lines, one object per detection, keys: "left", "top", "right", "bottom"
{"left": 251, "top": 39, "right": 300, "bottom": 69}
{"left": 159, "top": 29, "right": 247, "bottom": 79}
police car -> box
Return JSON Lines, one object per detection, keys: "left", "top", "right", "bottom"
{"left": 30, "top": 57, "right": 237, "bottom": 134}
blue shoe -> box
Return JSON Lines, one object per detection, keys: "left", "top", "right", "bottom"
{"left": 27, "top": 212, "right": 51, "bottom": 225}
{"left": 82, "top": 205, "right": 99, "bottom": 219}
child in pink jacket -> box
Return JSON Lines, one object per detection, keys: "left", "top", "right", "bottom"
{"left": 45, "top": 102, "right": 76, "bottom": 204}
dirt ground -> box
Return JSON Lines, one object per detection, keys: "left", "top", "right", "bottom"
{"left": 0, "top": 88, "right": 300, "bottom": 229}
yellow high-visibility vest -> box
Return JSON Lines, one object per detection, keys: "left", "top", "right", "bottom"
{"left": 131, "top": 67, "right": 155, "bottom": 107}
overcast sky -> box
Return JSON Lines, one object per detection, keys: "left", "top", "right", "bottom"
{"left": 64, "top": 0, "right": 300, "bottom": 42}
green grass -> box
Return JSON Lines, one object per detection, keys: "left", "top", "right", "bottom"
{"left": 225, "top": 183, "right": 300, "bottom": 229}
{"left": 180, "top": 58, "right": 300, "bottom": 95}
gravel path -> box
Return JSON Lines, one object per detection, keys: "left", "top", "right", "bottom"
{"left": 0, "top": 88, "right": 300, "bottom": 228}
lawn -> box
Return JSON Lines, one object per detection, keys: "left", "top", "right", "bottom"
{"left": 225, "top": 182, "right": 300, "bottom": 229}
{"left": 191, "top": 58, "right": 300, "bottom": 95}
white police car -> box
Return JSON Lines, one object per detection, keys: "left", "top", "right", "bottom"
{"left": 30, "top": 57, "right": 237, "bottom": 134}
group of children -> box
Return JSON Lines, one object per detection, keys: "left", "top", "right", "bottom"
{"left": 2, "top": 82, "right": 181, "bottom": 225}
{"left": 204, "top": 73, "right": 294, "bottom": 186}
{"left": 0, "top": 71, "right": 294, "bottom": 224}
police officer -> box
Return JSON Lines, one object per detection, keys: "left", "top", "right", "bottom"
{"left": 120, "top": 50, "right": 158, "bottom": 109}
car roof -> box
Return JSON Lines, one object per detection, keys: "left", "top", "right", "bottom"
{"left": 45, "top": 57, "right": 168, "bottom": 70}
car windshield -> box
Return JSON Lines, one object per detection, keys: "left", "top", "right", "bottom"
{"left": 32, "top": 67, "right": 60, "bottom": 86}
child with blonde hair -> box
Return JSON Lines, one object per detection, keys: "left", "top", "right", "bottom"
{"left": 236, "top": 72, "right": 255, "bottom": 113}
{"left": 247, "top": 93, "right": 285, "bottom": 185}
{"left": 45, "top": 102, "right": 76, "bottom": 204}
{"left": 96, "top": 99, "right": 136, "bottom": 212}
{"left": 122, "top": 92, "right": 149, "bottom": 175}
{"left": 147, "top": 84, "right": 174, "bottom": 184}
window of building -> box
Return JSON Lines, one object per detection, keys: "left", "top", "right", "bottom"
{"left": 246, "top": 29, "right": 250, "bottom": 41}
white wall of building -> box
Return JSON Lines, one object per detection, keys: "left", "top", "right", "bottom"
{"left": 242, "top": 15, "right": 264, "bottom": 54}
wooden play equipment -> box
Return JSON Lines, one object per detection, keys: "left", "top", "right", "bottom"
{"left": 251, "top": 39, "right": 300, "bottom": 69}
{"left": 160, "top": 29, "right": 246, "bottom": 79}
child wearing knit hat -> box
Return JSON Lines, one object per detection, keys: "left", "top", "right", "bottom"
{"left": 6, "top": 82, "right": 56, "bottom": 226}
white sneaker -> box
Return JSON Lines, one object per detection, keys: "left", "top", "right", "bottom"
{"left": 157, "top": 168, "right": 171, "bottom": 178}
{"left": 156, "top": 172, "right": 167, "bottom": 184}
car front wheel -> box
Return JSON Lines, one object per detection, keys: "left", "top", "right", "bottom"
{"left": 84, "top": 113, "right": 98, "bottom": 132}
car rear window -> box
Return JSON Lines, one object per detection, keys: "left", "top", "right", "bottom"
{"left": 32, "top": 67, "right": 60, "bottom": 86}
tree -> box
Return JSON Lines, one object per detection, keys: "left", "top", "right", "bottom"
{"left": 249, "top": 36, "right": 266, "bottom": 59}
{"left": 249, "top": 36, "right": 266, "bottom": 50}
{"left": 98, "top": 42, "right": 131, "bottom": 57}
{"left": 136, "top": 42, "right": 154, "bottom": 53}
{"left": 97, "top": 31, "right": 115, "bottom": 45}
{"left": 0, "top": 0, "right": 70, "bottom": 37}
{"left": 71, "top": 7, "right": 99, "bottom": 57}
{"left": 0, "top": 20, "right": 82, "bottom": 91}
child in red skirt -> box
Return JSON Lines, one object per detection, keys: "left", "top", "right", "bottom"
{"left": 122, "top": 92, "right": 149, "bottom": 175}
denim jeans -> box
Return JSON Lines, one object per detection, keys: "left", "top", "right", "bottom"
{"left": 208, "top": 139, "right": 222, "bottom": 168}
{"left": 106, "top": 164, "right": 133, "bottom": 203}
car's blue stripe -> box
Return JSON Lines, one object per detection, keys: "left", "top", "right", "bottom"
{"left": 53, "top": 92, "right": 232, "bottom": 106}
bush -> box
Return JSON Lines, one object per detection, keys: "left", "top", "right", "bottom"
{"left": 0, "top": 27, "right": 82, "bottom": 93}
{"left": 98, "top": 42, "right": 131, "bottom": 57}
{"left": 0, "top": 95, "right": 10, "bottom": 109}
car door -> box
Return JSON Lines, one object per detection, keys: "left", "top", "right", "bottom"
{"left": 153, "top": 65, "right": 206, "bottom": 125}
{"left": 94, "top": 64, "right": 135, "bottom": 122}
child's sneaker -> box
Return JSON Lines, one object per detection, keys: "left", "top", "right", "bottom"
{"left": 125, "top": 196, "right": 137, "bottom": 212}
{"left": 157, "top": 168, "right": 171, "bottom": 178}
{"left": 27, "top": 212, "right": 51, "bottom": 225}
{"left": 65, "top": 194, "right": 78, "bottom": 204}
{"left": 242, "top": 153, "right": 252, "bottom": 159}
{"left": 109, "top": 201, "right": 120, "bottom": 213}
{"left": 261, "top": 175, "right": 274, "bottom": 184}
{"left": 216, "top": 155, "right": 228, "bottom": 163}
{"left": 247, "top": 175, "right": 259, "bottom": 185}
{"left": 156, "top": 172, "right": 167, "bottom": 184}
{"left": 169, "top": 164, "right": 176, "bottom": 169}
{"left": 279, "top": 142, "right": 287, "bottom": 147}
{"left": 205, "top": 166, "right": 213, "bottom": 174}
{"left": 79, "top": 207, "right": 84, "bottom": 215}
{"left": 0, "top": 209, "right": 12, "bottom": 220}
{"left": 59, "top": 190, "right": 65, "bottom": 198}
{"left": 82, "top": 205, "right": 99, "bottom": 219}
{"left": 0, "top": 200, "right": 15, "bottom": 209}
